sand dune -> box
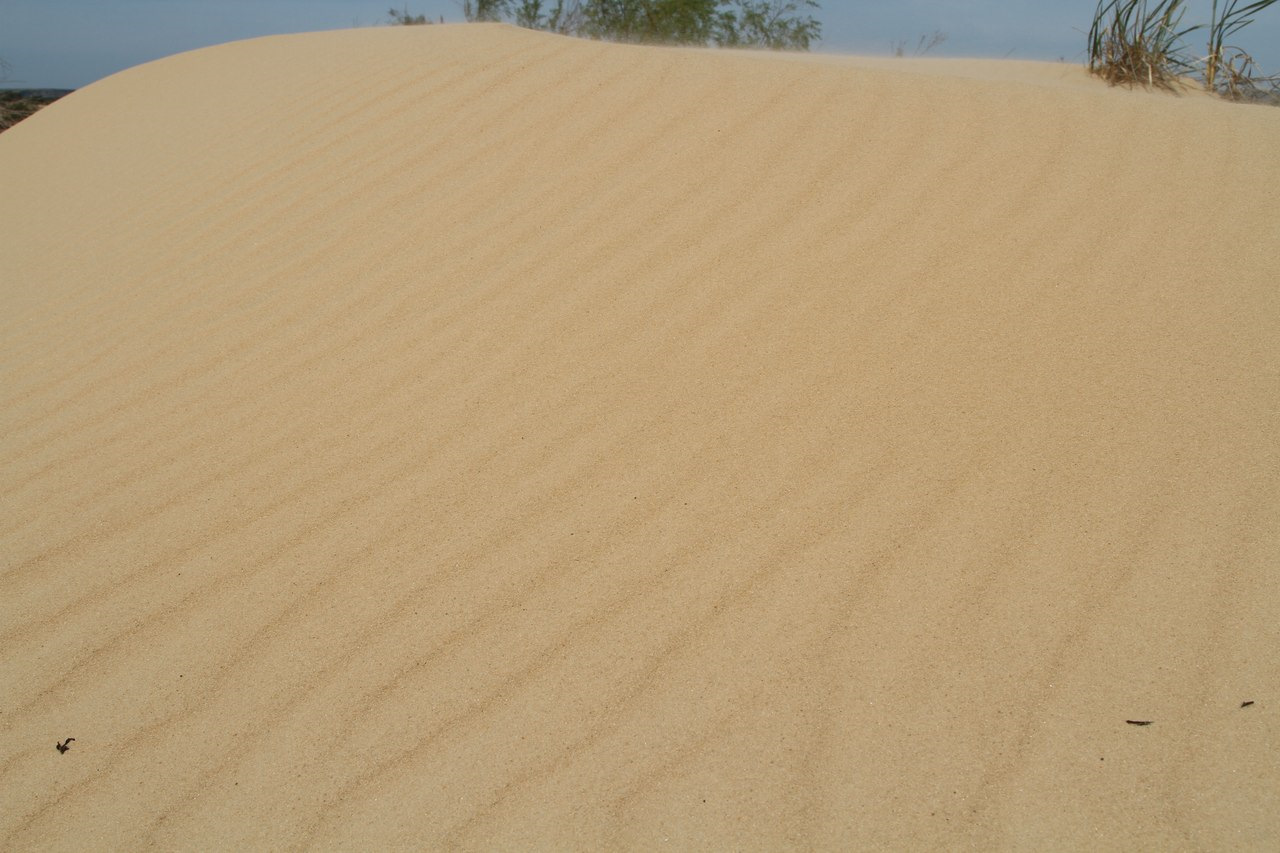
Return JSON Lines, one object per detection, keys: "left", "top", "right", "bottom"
{"left": 2, "top": 22, "right": 1278, "bottom": 850}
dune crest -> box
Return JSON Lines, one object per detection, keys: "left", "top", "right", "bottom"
{"left": 2, "top": 23, "right": 1278, "bottom": 850}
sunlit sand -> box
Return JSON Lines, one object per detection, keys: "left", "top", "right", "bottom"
{"left": 2, "top": 22, "right": 1278, "bottom": 850}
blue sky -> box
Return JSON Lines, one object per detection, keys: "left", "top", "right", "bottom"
{"left": 2, "top": 1, "right": 1278, "bottom": 89}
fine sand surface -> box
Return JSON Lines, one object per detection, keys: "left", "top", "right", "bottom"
{"left": 2, "top": 22, "right": 1278, "bottom": 850}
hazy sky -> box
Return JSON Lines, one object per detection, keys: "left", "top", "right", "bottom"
{"left": 3, "top": 1, "right": 1278, "bottom": 89}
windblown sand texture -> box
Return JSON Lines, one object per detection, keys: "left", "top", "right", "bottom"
{"left": 2, "top": 22, "right": 1279, "bottom": 850}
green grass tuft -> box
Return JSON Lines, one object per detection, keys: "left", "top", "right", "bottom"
{"left": 1088, "top": 0, "right": 1199, "bottom": 90}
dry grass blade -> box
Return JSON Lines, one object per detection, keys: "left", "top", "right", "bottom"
{"left": 1213, "top": 48, "right": 1280, "bottom": 102}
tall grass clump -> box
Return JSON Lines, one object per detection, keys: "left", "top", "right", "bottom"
{"left": 1088, "top": 0, "right": 1199, "bottom": 89}
{"left": 1088, "top": 0, "right": 1278, "bottom": 101}
{"left": 1204, "top": 0, "right": 1279, "bottom": 99}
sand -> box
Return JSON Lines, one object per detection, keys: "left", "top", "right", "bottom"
{"left": 2, "top": 22, "right": 1278, "bottom": 850}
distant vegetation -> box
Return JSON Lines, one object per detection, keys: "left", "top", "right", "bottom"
{"left": 1087, "top": 0, "right": 1279, "bottom": 102}
{"left": 891, "top": 31, "right": 947, "bottom": 57}
{"left": 387, "top": 6, "right": 441, "bottom": 25}
{"left": 1, "top": 57, "right": 73, "bottom": 133}
{"left": 0, "top": 90, "right": 72, "bottom": 133}
{"left": 455, "top": 0, "right": 822, "bottom": 50}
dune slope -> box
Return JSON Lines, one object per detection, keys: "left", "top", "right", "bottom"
{"left": 2, "top": 23, "right": 1278, "bottom": 850}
